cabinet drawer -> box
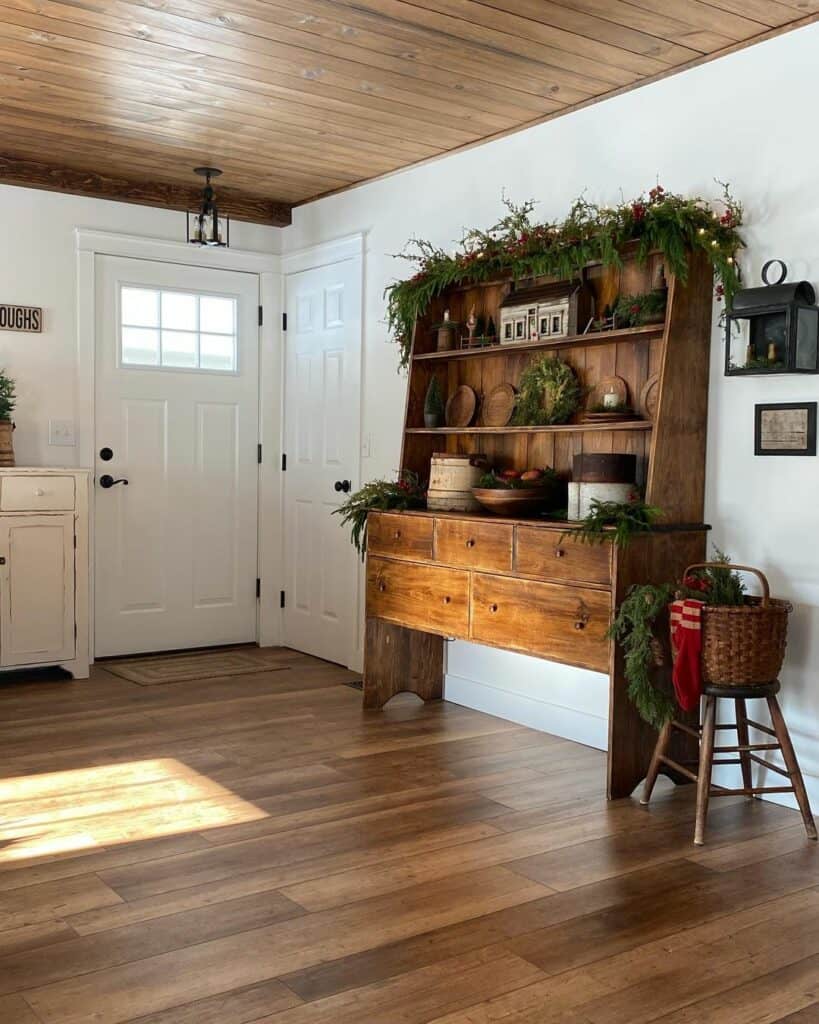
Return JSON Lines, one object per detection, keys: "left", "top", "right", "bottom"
{"left": 367, "top": 556, "right": 469, "bottom": 637}
{"left": 471, "top": 573, "right": 610, "bottom": 672}
{"left": 435, "top": 518, "right": 513, "bottom": 573}
{"left": 368, "top": 513, "right": 433, "bottom": 561}
{"left": 0, "top": 475, "right": 75, "bottom": 512}
{"left": 515, "top": 527, "right": 611, "bottom": 586}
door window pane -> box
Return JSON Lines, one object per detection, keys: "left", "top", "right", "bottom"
{"left": 200, "top": 334, "right": 236, "bottom": 372}
{"left": 120, "top": 286, "right": 237, "bottom": 371}
{"left": 162, "top": 331, "right": 198, "bottom": 368}
{"left": 121, "top": 288, "right": 159, "bottom": 328}
{"left": 200, "top": 295, "right": 235, "bottom": 335}
{"left": 161, "top": 292, "right": 197, "bottom": 332}
{"left": 122, "top": 327, "right": 160, "bottom": 366}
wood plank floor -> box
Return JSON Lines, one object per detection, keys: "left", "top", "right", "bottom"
{"left": 0, "top": 647, "right": 817, "bottom": 1023}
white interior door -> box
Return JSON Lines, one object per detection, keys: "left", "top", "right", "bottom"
{"left": 283, "top": 255, "right": 361, "bottom": 666}
{"left": 94, "top": 255, "right": 260, "bottom": 657}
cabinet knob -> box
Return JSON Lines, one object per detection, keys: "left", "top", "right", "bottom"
{"left": 0, "top": 556, "right": 5, "bottom": 565}
{"left": 574, "top": 599, "right": 590, "bottom": 631}
{"left": 34, "top": 487, "right": 45, "bottom": 497}
{"left": 442, "top": 595, "right": 451, "bottom": 605}
{"left": 378, "top": 581, "right": 387, "bottom": 593}
{"left": 393, "top": 530, "right": 401, "bottom": 540}
{"left": 554, "top": 547, "right": 565, "bottom": 558}
{"left": 465, "top": 538, "right": 476, "bottom": 548}
{"left": 489, "top": 603, "right": 498, "bottom": 613}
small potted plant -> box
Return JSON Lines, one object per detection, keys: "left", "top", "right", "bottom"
{"left": 0, "top": 370, "right": 17, "bottom": 467}
{"left": 424, "top": 376, "right": 445, "bottom": 428}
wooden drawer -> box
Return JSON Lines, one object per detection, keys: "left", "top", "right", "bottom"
{"left": 471, "top": 573, "right": 610, "bottom": 672}
{"left": 368, "top": 513, "right": 433, "bottom": 561}
{"left": 515, "top": 527, "right": 611, "bottom": 586}
{"left": 435, "top": 518, "right": 513, "bottom": 573}
{"left": 0, "top": 475, "right": 75, "bottom": 512}
{"left": 367, "top": 556, "right": 469, "bottom": 638}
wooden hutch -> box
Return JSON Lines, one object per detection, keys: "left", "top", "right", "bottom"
{"left": 364, "top": 247, "right": 714, "bottom": 799}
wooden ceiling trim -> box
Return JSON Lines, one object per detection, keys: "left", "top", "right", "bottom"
{"left": 0, "top": 153, "right": 292, "bottom": 225}
{"left": 0, "top": 0, "right": 814, "bottom": 211}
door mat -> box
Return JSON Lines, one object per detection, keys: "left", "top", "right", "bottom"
{"left": 104, "top": 649, "right": 295, "bottom": 686}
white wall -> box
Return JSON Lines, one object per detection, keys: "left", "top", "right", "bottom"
{"left": 0, "top": 186, "right": 281, "bottom": 467}
{"left": 285, "top": 21, "right": 819, "bottom": 810}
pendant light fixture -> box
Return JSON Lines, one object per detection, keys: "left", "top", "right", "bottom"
{"left": 187, "top": 167, "right": 230, "bottom": 248}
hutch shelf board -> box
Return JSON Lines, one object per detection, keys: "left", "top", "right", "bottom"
{"left": 364, "top": 247, "right": 714, "bottom": 799}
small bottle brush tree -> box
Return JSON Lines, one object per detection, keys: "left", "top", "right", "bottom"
{"left": 0, "top": 370, "right": 16, "bottom": 422}
{"left": 424, "top": 376, "right": 445, "bottom": 428}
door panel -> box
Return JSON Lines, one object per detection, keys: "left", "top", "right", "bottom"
{"left": 0, "top": 515, "right": 75, "bottom": 665}
{"left": 284, "top": 257, "right": 361, "bottom": 666}
{"left": 95, "top": 256, "right": 260, "bottom": 656}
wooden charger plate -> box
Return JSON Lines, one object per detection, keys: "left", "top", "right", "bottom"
{"left": 445, "top": 385, "right": 477, "bottom": 427}
{"left": 482, "top": 383, "right": 516, "bottom": 427}
{"left": 639, "top": 374, "right": 661, "bottom": 420}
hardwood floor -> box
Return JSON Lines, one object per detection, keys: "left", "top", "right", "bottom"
{"left": 0, "top": 647, "right": 817, "bottom": 1023}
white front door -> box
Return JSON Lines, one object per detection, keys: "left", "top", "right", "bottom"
{"left": 283, "top": 256, "right": 361, "bottom": 666}
{"left": 94, "top": 255, "right": 260, "bottom": 657}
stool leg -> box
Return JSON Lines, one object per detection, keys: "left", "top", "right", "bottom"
{"left": 767, "top": 695, "right": 818, "bottom": 841}
{"left": 694, "top": 695, "right": 717, "bottom": 846}
{"left": 735, "top": 698, "right": 755, "bottom": 797}
{"left": 641, "top": 721, "right": 672, "bottom": 805}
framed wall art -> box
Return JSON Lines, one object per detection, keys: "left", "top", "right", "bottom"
{"left": 754, "top": 401, "right": 817, "bottom": 456}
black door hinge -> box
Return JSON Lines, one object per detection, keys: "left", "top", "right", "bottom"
{"left": 281, "top": 453, "right": 287, "bottom": 471}
{"left": 280, "top": 590, "right": 286, "bottom": 609}
{"left": 257, "top": 443, "right": 262, "bottom": 464}
{"left": 282, "top": 312, "right": 287, "bottom": 331}
{"left": 258, "top": 306, "right": 263, "bottom": 326}
{"left": 256, "top": 577, "right": 261, "bottom": 599}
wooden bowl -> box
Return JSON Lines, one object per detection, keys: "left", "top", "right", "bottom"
{"left": 471, "top": 487, "right": 550, "bottom": 517}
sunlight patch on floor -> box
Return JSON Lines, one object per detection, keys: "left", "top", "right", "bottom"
{"left": 0, "top": 758, "right": 268, "bottom": 864}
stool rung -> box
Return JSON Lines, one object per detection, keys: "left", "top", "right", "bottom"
{"left": 714, "top": 742, "right": 779, "bottom": 753}
{"left": 670, "top": 720, "right": 700, "bottom": 740}
{"left": 745, "top": 719, "right": 777, "bottom": 738}
{"left": 748, "top": 753, "right": 791, "bottom": 777}
{"left": 658, "top": 755, "right": 698, "bottom": 784}
{"left": 712, "top": 758, "right": 742, "bottom": 766}
{"left": 711, "top": 785, "right": 795, "bottom": 797}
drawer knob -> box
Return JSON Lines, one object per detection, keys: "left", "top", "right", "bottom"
{"left": 442, "top": 595, "right": 451, "bottom": 605}
{"left": 555, "top": 548, "right": 565, "bottom": 558}
{"left": 574, "top": 599, "right": 590, "bottom": 631}
{"left": 378, "top": 581, "right": 387, "bottom": 593}
{"left": 465, "top": 538, "right": 476, "bottom": 548}
{"left": 489, "top": 603, "right": 498, "bottom": 613}
{"left": 34, "top": 487, "right": 46, "bottom": 497}
{"left": 393, "top": 530, "right": 401, "bottom": 540}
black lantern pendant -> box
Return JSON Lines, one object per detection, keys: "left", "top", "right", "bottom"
{"left": 187, "top": 167, "right": 230, "bottom": 248}
{"left": 726, "top": 260, "right": 819, "bottom": 375}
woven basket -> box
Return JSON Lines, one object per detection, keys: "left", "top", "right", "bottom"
{"left": 674, "top": 563, "right": 792, "bottom": 686}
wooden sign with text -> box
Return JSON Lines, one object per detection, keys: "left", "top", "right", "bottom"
{"left": 0, "top": 305, "right": 42, "bottom": 332}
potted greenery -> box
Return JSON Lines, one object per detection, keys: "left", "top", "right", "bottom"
{"left": 334, "top": 471, "right": 425, "bottom": 558}
{"left": 0, "top": 370, "right": 17, "bottom": 467}
{"left": 424, "top": 376, "right": 445, "bottom": 428}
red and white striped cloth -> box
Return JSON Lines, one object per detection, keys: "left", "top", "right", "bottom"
{"left": 669, "top": 598, "right": 704, "bottom": 711}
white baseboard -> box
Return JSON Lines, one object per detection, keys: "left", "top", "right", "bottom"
{"left": 444, "top": 672, "right": 608, "bottom": 750}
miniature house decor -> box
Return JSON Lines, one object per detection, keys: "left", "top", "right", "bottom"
{"left": 500, "top": 279, "right": 593, "bottom": 345}
{"left": 725, "top": 260, "right": 819, "bottom": 375}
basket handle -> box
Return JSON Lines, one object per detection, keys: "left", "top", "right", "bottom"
{"left": 683, "top": 563, "right": 770, "bottom": 606}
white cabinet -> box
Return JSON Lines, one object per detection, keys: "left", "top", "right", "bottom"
{"left": 0, "top": 470, "right": 89, "bottom": 678}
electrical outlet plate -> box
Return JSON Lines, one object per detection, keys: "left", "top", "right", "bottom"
{"left": 48, "top": 419, "right": 76, "bottom": 447}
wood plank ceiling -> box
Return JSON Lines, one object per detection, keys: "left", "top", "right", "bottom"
{"left": 0, "top": 0, "right": 815, "bottom": 227}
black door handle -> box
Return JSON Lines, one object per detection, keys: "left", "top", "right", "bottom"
{"left": 99, "top": 474, "right": 129, "bottom": 489}
{"left": 334, "top": 479, "right": 351, "bottom": 493}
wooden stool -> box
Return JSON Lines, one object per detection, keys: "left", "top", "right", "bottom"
{"left": 641, "top": 681, "right": 817, "bottom": 845}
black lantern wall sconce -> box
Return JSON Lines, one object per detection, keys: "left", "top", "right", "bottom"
{"left": 187, "top": 167, "right": 230, "bottom": 248}
{"left": 725, "top": 259, "right": 819, "bottom": 375}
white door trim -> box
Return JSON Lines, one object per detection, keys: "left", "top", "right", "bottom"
{"left": 281, "top": 232, "right": 364, "bottom": 671}
{"left": 75, "top": 228, "right": 283, "bottom": 662}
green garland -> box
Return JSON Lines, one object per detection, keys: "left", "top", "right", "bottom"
{"left": 333, "top": 471, "right": 425, "bottom": 559}
{"left": 570, "top": 499, "right": 664, "bottom": 549}
{"left": 385, "top": 184, "right": 744, "bottom": 370}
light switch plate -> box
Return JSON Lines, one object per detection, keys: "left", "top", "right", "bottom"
{"left": 49, "top": 419, "right": 76, "bottom": 447}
